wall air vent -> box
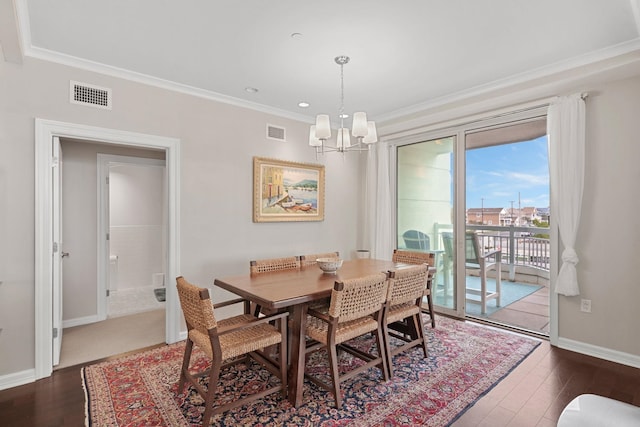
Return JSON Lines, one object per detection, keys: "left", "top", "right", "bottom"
{"left": 70, "top": 81, "right": 112, "bottom": 110}
{"left": 266, "top": 124, "right": 286, "bottom": 141}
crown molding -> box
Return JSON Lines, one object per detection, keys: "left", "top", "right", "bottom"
{"left": 27, "top": 46, "right": 315, "bottom": 123}
{"left": 378, "top": 38, "right": 640, "bottom": 125}
{"left": 13, "top": 1, "right": 313, "bottom": 123}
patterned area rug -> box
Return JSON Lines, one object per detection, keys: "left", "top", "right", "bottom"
{"left": 83, "top": 316, "right": 540, "bottom": 426}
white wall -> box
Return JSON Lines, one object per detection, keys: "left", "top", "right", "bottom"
{"left": 109, "top": 163, "right": 165, "bottom": 291}
{"left": 0, "top": 56, "right": 361, "bottom": 377}
{"left": 558, "top": 75, "right": 640, "bottom": 356}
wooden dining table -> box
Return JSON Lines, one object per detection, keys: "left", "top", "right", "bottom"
{"left": 213, "top": 258, "right": 402, "bottom": 407}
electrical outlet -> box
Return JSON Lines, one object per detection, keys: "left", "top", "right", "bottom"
{"left": 580, "top": 299, "right": 592, "bottom": 313}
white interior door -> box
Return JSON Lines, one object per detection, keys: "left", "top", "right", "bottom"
{"left": 52, "top": 136, "right": 64, "bottom": 366}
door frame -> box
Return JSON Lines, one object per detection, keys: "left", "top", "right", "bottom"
{"left": 34, "top": 118, "right": 181, "bottom": 380}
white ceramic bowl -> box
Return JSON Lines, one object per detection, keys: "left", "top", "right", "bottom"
{"left": 316, "top": 258, "right": 343, "bottom": 274}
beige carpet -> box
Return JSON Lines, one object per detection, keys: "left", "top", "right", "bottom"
{"left": 56, "top": 309, "right": 166, "bottom": 369}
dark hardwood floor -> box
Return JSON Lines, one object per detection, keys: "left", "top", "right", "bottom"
{"left": 1, "top": 329, "right": 639, "bottom": 426}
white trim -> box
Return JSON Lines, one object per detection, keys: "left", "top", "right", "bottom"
{"left": 62, "top": 315, "right": 101, "bottom": 329}
{"left": 35, "top": 119, "right": 181, "bottom": 380}
{"left": 558, "top": 337, "right": 640, "bottom": 369}
{"left": 0, "top": 369, "right": 36, "bottom": 391}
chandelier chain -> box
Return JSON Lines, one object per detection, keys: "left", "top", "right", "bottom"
{"left": 339, "top": 59, "right": 345, "bottom": 131}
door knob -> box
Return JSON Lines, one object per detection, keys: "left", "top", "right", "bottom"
{"left": 61, "top": 252, "right": 70, "bottom": 258}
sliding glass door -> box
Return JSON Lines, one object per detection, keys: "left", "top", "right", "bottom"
{"left": 396, "top": 135, "right": 457, "bottom": 311}
{"left": 395, "top": 114, "right": 550, "bottom": 336}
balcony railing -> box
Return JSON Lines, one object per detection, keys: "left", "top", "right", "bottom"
{"left": 466, "top": 224, "right": 550, "bottom": 271}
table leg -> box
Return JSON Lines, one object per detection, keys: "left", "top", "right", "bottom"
{"left": 288, "top": 303, "right": 308, "bottom": 407}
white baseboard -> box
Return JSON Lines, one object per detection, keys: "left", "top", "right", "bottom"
{"left": 0, "top": 368, "right": 36, "bottom": 391}
{"left": 62, "top": 314, "right": 101, "bottom": 329}
{"left": 558, "top": 337, "right": 640, "bottom": 369}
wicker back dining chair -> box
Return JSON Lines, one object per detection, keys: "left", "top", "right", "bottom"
{"left": 176, "top": 276, "right": 288, "bottom": 425}
{"left": 304, "top": 272, "right": 390, "bottom": 409}
{"left": 392, "top": 249, "right": 434, "bottom": 266}
{"left": 250, "top": 256, "right": 300, "bottom": 274}
{"left": 383, "top": 264, "right": 432, "bottom": 377}
{"left": 392, "top": 249, "right": 436, "bottom": 328}
{"left": 249, "top": 256, "right": 300, "bottom": 316}
{"left": 299, "top": 251, "right": 340, "bottom": 267}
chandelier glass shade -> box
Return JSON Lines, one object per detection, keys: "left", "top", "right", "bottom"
{"left": 309, "top": 55, "right": 378, "bottom": 155}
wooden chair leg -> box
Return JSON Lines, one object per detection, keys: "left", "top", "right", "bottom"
{"left": 178, "top": 339, "right": 194, "bottom": 392}
{"left": 414, "top": 313, "right": 428, "bottom": 358}
{"left": 375, "top": 325, "right": 389, "bottom": 382}
{"left": 426, "top": 293, "right": 436, "bottom": 328}
{"left": 201, "top": 359, "right": 221, "bottom": 426}
{"left": 382, "top": 322, "right": 394, "bottom": 378}
{"left": 327, "top": 338, "right": 342, "bottom": 409}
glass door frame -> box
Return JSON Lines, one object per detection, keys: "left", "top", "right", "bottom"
{"left": 389, "top": 106, "right": 558, "bottom": 344}
{"left": 391, "top": 128, "right": 467, "bottom": 319}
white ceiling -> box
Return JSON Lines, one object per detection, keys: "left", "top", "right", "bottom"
{"left": 13, "top": 0, "right": 640, "bottom": 124}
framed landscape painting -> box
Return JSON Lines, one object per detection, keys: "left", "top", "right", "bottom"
{"left": 253, "top": 157, "right": 325, "bottom": 222}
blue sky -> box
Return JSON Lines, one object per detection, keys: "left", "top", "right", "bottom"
{"left": 465, "top": 136, "right": 549, "bottom": 210}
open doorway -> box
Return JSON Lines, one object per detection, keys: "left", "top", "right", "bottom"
{"left": 465, "top": 133, "right": 550, "bottom": 336}
{"left": 55, "top": 141, "right": 167, "bottom": 369}
{"left": 35, "top": 119, "right": 181, "bottom": 380}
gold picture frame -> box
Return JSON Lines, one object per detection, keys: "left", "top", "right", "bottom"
{"left": 253, "top": 157, "right": 325, "bottom": 222}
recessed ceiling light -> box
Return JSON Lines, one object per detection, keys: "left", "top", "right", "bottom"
{"left": 291, "top": 32, "right": 303, "bottom": 39}
{"left": 245, "top": 87, "right": 259, "bottom": 93}
{"left": 298, "top": 102, "right": 310, "bottom": 108}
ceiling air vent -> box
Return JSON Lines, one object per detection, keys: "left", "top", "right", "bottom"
{"left": 266, "top": 124, "right": 286, "bottom": 142}
{"left": 70, "top": 81, "right": 112, "bottom": 110}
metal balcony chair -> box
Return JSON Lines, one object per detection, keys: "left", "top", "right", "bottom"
{"left": 392, "top": 249, "right": 436, "bottom": 327}
{"left": 175, "top": 276, "right": 288, "bottom": 425}
{"left": 402, "top": 229, "right": 430, "bottom": 251}
{"left": 465, "top": 230, "right": 501, "bottom": 314}
{"left": 441, "top": 231, "right": 502, "bottom": 314}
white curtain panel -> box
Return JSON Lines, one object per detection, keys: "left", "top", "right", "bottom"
{"left": 364, "top": 142, "right": 393, "bottom": 260}
{"left": 547, "top": 93, "right": 586, "bottom": 296}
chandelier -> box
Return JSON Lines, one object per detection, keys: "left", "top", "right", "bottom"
{"left": 309, "top": 55, "right": 377, "bottom": 156}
